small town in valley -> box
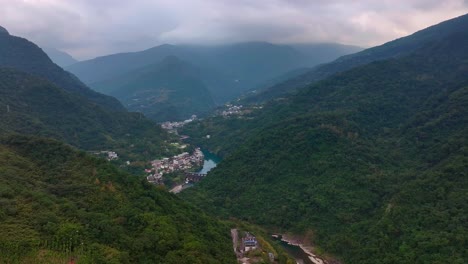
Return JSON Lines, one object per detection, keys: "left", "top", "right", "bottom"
{"left": 146, "top": 148, "right": 204, "bottom": 185}
{"left": 160, "top": 115, "right": 197, "bottom": 132}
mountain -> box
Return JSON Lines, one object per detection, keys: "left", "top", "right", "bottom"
{"left": 0, "top": 28, "right": 236, "bottom": 262}
{"left": 247, "top": 13, "right": 468, "bottom": 102}
{"left": 43, "top": 47, "right": 79, "bottom": 67}
{"left": 0, "top": 26, "right": 8, "bottom": 35}
{"left": 180, "top": 15, "right": 468, "bottom": 263}
{"left": 67, "top": 42, "right": 361, "bottom": 103}
{"left": 0, "top": 27, "right": 182, "bottom": 162}
{"left": 0, "top": 26, "right": 124, "bottom": 112}
{"left": 0, "top": 135, "right": 236, "bottom": 263}
{"left": 0, "top": 67, "right": 175, "bottom": 161}
{"left": 92, "top": 56, "right": 216, "bottom": 122}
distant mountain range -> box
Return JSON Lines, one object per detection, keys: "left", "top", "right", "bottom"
{"left": 42, "top": 47, "right": 79, "bottom": 67}
{"left": 67, "top": 42, "right": 361, "bottom": 121}
{"left": 93, "top": 56, "right": 216, "bottom": 122}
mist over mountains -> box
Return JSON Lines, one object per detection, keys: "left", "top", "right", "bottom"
{"left": 42, "top": 47, "right": 79, "bottom": 68}
{"left": 67, "top": 42, "right": 361, "bottom": 121}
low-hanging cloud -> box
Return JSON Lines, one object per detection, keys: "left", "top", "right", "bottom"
{"left": 0, "top": 0, "right": 466, "bottom": 59}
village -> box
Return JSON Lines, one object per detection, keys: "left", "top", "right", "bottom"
{"left": 146, "top": 148, "right": 204, "bottom": 185}
{"left": 221, "top": 104, "right": 244, "bottom": 116}
{"left": 160, "top": 115, "right": 197, "bottom": 131}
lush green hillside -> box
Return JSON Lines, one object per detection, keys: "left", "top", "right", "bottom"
{"left": 93, "top": 56, "right": 216, "bottom": 122}
{"left": 181, "top": 22, "right": 468, "bottom": 263}
{"left": 0, "top": 26, "right": 124, "bottom": 112}
{"left": 67, "top": 42, "right": 361, "bottom": 103}
{"left": 247, "top": 13, "right": 468, "bottom": 102}
{"left": 0, "top": 135, "right": 236, "bottom": 263}
{"left": 0, "top": 67, "right": 174, "bottom": 161}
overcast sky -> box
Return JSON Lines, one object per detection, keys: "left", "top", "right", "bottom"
{"left": 0, "top": 0, "right": 467, "bottom": 60}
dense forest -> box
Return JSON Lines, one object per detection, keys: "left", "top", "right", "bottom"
{"left": 0, "top": 67, "right": 177, "bottom": 162}
{"left": 181, "top": 16, "right": 468, "bottom": 264}
{"left": 0, "top": 135, "right": 236, "bottom": 263}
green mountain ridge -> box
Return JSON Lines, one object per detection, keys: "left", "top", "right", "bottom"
{"left": 180, "top": 16, "right": 468, "bottom": 264}
{"left": 0, "top": 67, "right": 173, "bottom": 161}
{"left": 0, "top": 27, "right": 124, "bottom": 112}
{"left": 92, "top": 56, "right": 216, "bottom": 122}
{"left": 43, "top": 47, "right": 79, "bottom": 68}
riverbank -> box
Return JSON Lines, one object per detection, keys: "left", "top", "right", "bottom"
{"left": 277, "top": 235, "right": 332, "bottom": 264}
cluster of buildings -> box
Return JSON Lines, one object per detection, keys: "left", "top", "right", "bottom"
{"left": 146, "top": 148, "right": 204, "bottom": 184}
{"left": 160, "top": 115, "right": 197, "bottom": 131}
{"left": 90, "top": 151, "right": 119, "bottom": 161}
{"left": 221, "top": 104, "right": 243, "bottom": 116}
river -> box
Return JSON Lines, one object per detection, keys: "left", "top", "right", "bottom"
{"left": 170, "top": 149, "right": 219, "bottom": 193}
{"left": 197, "top": 150, "right": 220, "bottom": 174}
{"left": 275, "top": 239, "right": 314, "bottom": 264}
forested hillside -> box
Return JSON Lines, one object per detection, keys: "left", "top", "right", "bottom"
{"left": 246, "top": 13, "right": 468, "bottom": 102}
{"left": 181, "top": 19, "right": 468, "bottom": 264}
{"left": 68, "top": 42, "right": 361, "bottom": 103}
{"left": 0, "top": 135, "right": 236, "bottom": 263}
{"left": 0, "top": 27, "right": 123, "bottom": 112}
{"left": 92, "top": 56, "right": 215, "bottom": 122}
{"left": 0, "top": 68, "right": 174, "bottom": 161}
{"left": 0, "top": 26, "right": 237, "bottom": 264}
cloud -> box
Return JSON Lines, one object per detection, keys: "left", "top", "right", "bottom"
{"left": 0, "top": 0, "right": 466, "bottom": 59}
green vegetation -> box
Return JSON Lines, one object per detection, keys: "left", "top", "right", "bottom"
{"left": 0, "top": 67, "right": 177, "bottom": 162}
{"left": 181, "top": 113, "right": 264, "bottom": 158}
{"left": 0, "top": 28, "right": 123, "bottom": 112}
{"left": 0, "top": 29, "right": 238, "bottom": 263}
{"left": 230, "top": 221, "right": 296, "bottom": 264}
{"left": 181, "top": 18, "right": 468, "bottom": 264}
{"left": 92, "top": 56, "right": 216, "bottom": 122}
{"left": 0, "top": 135, "right": 236, "bottom": 263}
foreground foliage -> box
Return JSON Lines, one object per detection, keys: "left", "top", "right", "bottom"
{"left": 0, "top": 135, "right": 236, "bottom": 263}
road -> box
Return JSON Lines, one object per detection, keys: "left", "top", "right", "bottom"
{"left": 169, "top": 185, "right": 183, "bottom": 193}
{"left": 231, "top": 229, "right": 238, "bottom": 253}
